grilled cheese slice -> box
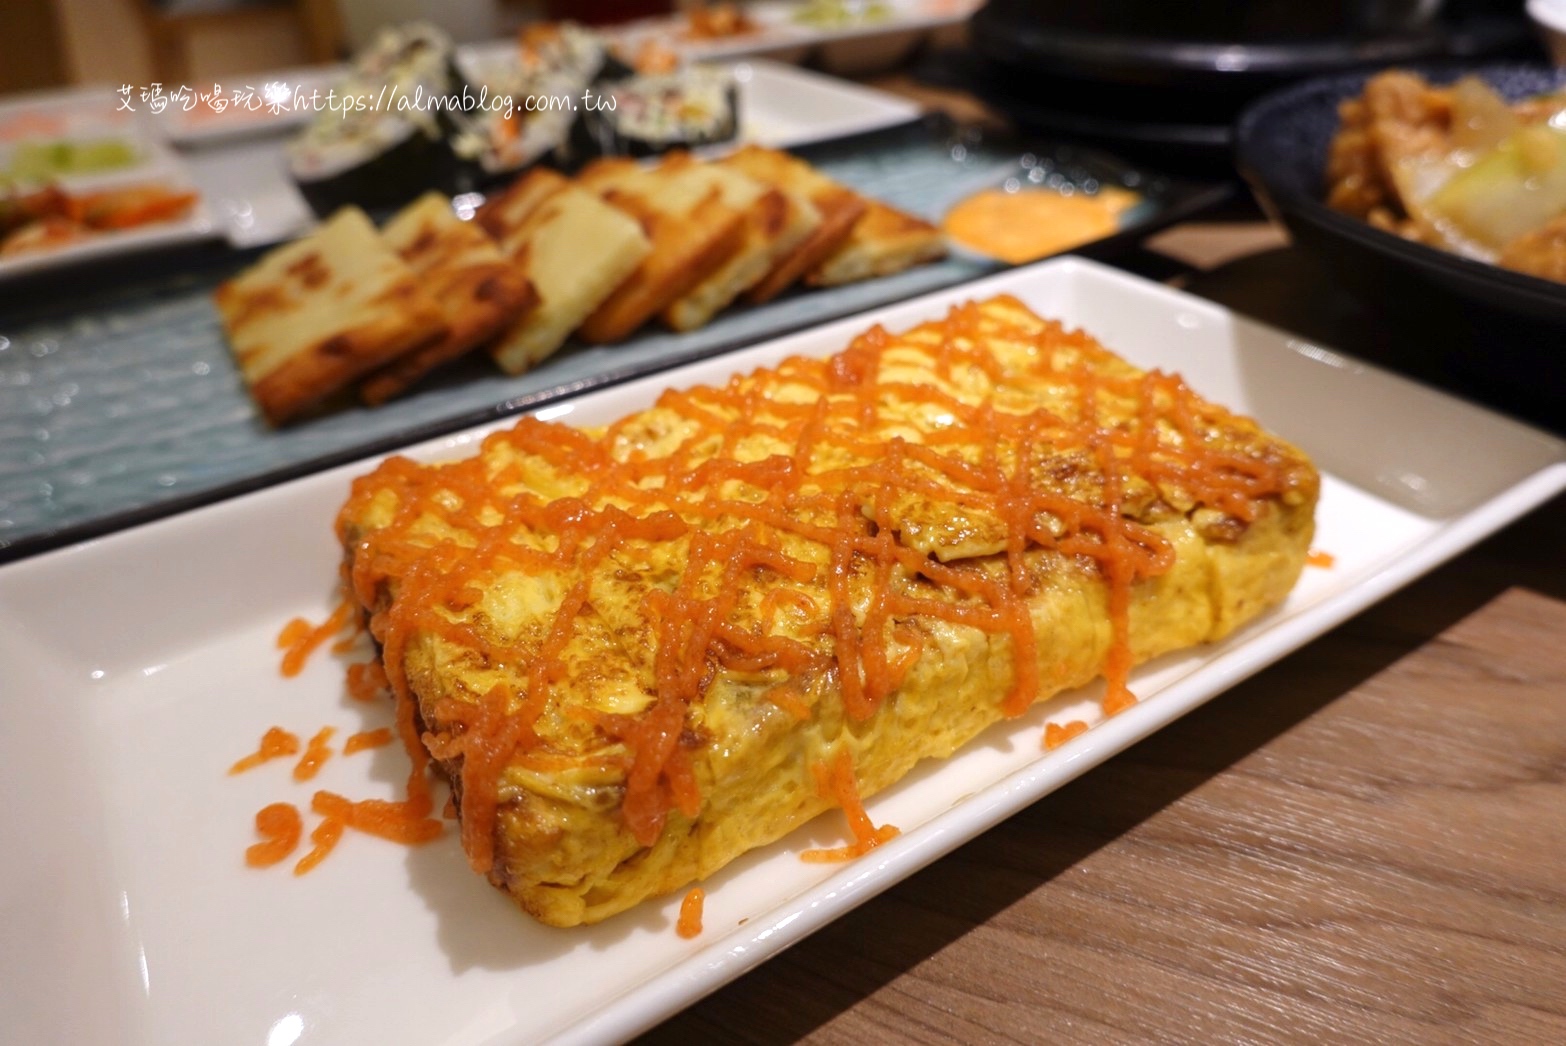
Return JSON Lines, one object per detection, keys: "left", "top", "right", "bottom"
{"left": 338, "top": 295, "right": 1319, "bottom": 930}
{"left": 479, "top": 169, "right": 652, "bottom": 375}
{"left": 362, "top": 192, "right": 538, "bottom": 404}
{"left": 576, "top": 156, "right": 748, "bottom": 342}
{"left": 806, "top": 198, "right": 947, "bottom": 286}
{"left": 717, "top": 145, "right": 868, "bottom": 303}
{"left": 215, "top": 206, "right": 447, "bottom": 425}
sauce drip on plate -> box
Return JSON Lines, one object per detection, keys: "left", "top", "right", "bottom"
{"left": 677, "top": 887, "right": 705, "bottom": 939}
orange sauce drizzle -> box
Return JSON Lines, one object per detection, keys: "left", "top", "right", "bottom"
{"left": 268, "top": 791, "right": 442, "bottom": 877}
{"left": 229, "top": 726, "right": 300, "bottom": 774}
{"left": 763, "top": 684, "right": 812, "bottom": 721}
{"left": 331, "top": 615, "right": 365, "bottom": 654}
{"left": 344, "top": 728, "right": 394, "bottom": 755}
{"left": 278, "top": 599, "right": 357, "bottom": 677}
{"left": 294, "top": 815, "right": 343, "bottom": 876}
{"left": 422, "top": 684, "right": 528, "bottom": 874}
{"left": 292, "top": 726, "right": 335, "bottom": 782}
{"left": 346, "top": 659, "right": 390, "bottom": 702}
{"left": 800, "top": 750, "right": 900, "bottom": 863}
{"left": 677, "top": 887, "right": 705, "bottom": 938}
{"left": 1307, "top": 549, "right": 1336, "bottom": 569}
{"left": 335, "top": 297, "right": 1299, "bottom": 862}
{"left": 276, "top": 618, "right": 311, "bottom": 649}
{"left": 245, "top": 803, "right": 302, "bottom": 867}
{"left": 247, "top": 619, "right": 445, "bottom": 878}
{"left": 312, "top": 790, "right": 443, "bottom": 845}
{"left": 1043, "top": 720, "right": 1090, "bottom": 751}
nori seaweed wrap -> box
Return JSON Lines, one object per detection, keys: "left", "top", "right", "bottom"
{"left": 442, "top": 21, "right": 636, "bottom": 188}
{"left": 579, "top": 66, "right": 739, "bottom": 160}
{"left": 287, "top": 23, "right": 463, "bottom": 216}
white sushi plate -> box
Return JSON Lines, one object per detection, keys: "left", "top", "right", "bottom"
{"left": 185, "top": 56, "right": 921, "bottom": 249}
{"left": 1, "top": 259, "right": 1562, "bottom": 1045}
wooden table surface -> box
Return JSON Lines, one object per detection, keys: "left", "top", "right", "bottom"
{"left": 638, "top": 80, "right": 1566, "bottom": 1046}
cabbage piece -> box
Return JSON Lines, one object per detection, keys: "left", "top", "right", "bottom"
{"left": 1425, "top": 124, "right": 1566, "bottom": 251}
{"left": 1448, "top": 76, "right": 1519, "bottom": 156}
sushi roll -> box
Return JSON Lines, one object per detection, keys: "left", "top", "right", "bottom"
{"left": 442, "top": 21, "right": 637, "bottom": 188}
{"left": 289, "top": 113, "right": 445, "bottom": 216}
{"left": 516, "top": 21, "right": 634, "bottom": 85}
{"left": 517, "top": 22, "right": 637, "bottom": 172}
{"left": 581, "top": 66, "right": 739, "bottom": 160}
{"left": 441, "top": 48, "right": 578, "bottom": 193}
{"left": 287, "top": 22, "right": 462, "bottom": 216}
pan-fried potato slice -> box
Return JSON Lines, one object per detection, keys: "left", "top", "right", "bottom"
{"left": 480, "top": 170, "right": 652, "bottom": 375}
{"left": 575, "top": 156, "right": 748, "bottom": 343}
{"left": 214, "top": 206, "right": 446, "bottom": 425}
{"left": 660, "top": 153, "right": 821, "bottom": 331}
{"left": 716, "top": 145, "right": 867, "bottom": 304}
{"left": 806, "top": 198, "right": 947, "bottom": 287}
{"left": 361, "top": 192, "right": 538, "bottom": 404}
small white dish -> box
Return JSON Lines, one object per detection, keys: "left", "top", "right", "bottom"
{"left": 2, "top": 258, "right": 1562, "bottom": 1045}
{"left": 148, "top": 67, "right": 342, "bottom": 147}
{"left": 728, "top": 58, "right": 921, "bottom": 148}
{"left": 1527, "top": 0, "right": 1566, "bottom": 65}
{"left": 784, "top": 0, "right": 980, "bottom": 74}
{"left": 0, "top": 122, "right": 216, "bottom": 280}
{"left": 611, "top": 0, "right": 980, "bottom": 70}
{"left": 179, "top": 133, "right": 316, "bottom": 249}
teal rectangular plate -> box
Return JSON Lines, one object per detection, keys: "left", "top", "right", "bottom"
{"left": 0, "top": 116, "right": 1227, "bottom": 561}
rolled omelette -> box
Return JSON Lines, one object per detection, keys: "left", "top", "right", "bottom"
{"left": 336, "top": 294, "right": 1319, "bottom": 927}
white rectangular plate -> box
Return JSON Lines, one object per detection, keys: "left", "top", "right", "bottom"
{"left": 2, "top": 259, "right": 1562, "bottom": 1046}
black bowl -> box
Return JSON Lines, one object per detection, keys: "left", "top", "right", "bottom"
{"left": 1235, "top": 64, "right": 1566, "bottom": 326}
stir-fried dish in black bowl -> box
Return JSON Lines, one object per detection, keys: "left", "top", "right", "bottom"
{"left": 1237, "top": 65, "right": 1566, "bottom": 323}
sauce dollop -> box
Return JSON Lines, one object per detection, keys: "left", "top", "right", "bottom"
{"left": 245, "top": 803, "right": 302, "bottom": 867}
{"left": 943, "top": 186, "right": 1139, "bottom": 265}
{"left": 677, "top": 887, "right": 705, "bottom": 938}
{"left": 229, "top": 726, "right": 301, "bottom": 774}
